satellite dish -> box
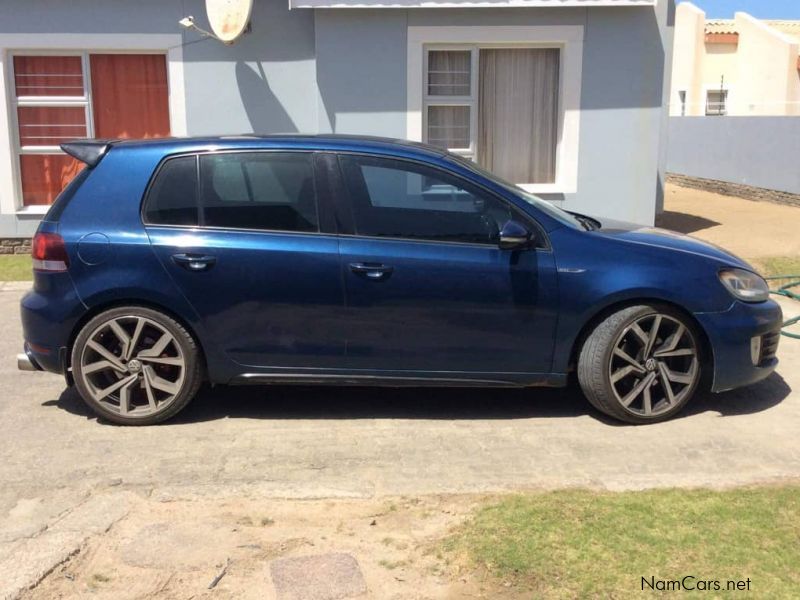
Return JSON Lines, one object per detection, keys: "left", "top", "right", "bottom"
{"left": 205, "top": 0, "right": 253, "bottom": 45}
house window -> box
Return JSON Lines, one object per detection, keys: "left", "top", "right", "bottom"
{"left": 423, "top": 46, "right": 560, "bottom": 185}
{"left": 11, "top": 53, "right": 170, "bottom": 207}
{"left": 706, "top": 90, "right": 728, "bottom": 116}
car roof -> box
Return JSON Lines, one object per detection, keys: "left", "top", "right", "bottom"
{"left": 108, "top": 134, "right": 449, "bottom": 160}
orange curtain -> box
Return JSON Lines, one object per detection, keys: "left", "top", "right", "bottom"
{"left": 19, "top": 155, "right": 83, "bottom": 206}
{"left": 89, "top": 54, "right": 170, "bottom": 139}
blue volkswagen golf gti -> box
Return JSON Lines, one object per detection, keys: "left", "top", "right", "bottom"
{"left": 18, "top": 135, "right": 782, "bottom": 425}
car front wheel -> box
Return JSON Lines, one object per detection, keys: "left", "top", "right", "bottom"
{"left": 578, "top": 305, "right": 702, "bottom": 424}
{"left": 71, "top": 306, "right": 202, "bottom": 425}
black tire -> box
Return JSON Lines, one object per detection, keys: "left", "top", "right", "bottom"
{"left": 577, "top": 304, "right": 702, "bottom": 424}
{"left": 71, "top": 306, "right": 202, "bottom": 425}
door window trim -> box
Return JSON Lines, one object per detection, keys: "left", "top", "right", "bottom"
{"left": 141, "top": 149, "right": 337, "bottom": 236}
{"left": 332, "top": 150, "right": 550, "bottom": 250}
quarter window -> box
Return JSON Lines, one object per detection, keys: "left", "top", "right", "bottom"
{"left": 143, "top": 156, "right": 199, "bottom": 226}
{"left": 340, "top": 155, "right": 515, "bottom": 245}
{"left": 199, "top": 153, "right": 319, "bottom": 232}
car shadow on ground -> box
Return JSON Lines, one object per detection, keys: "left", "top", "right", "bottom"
{"left": 655, "top": 211, "right": 721, "bottom": 234}
{"left": 43, "top": 373, "right": 791, "bottom": 426}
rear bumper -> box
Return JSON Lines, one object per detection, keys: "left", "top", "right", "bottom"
{"left": 695, "top": 299, "right": 783, "bottom": 393}
{"left": 20, "top": 275, "right": 85, "bottom": 375}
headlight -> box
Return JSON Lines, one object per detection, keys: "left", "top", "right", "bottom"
{"left": 718, "top": 269, "right": 770, "bottom": 303}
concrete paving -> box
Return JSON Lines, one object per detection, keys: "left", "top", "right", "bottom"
{"left": 1, "top": 287, "right": 799, "bottom": 598}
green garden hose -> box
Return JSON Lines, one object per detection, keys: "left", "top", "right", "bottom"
{"left": 766, "top": 276, "right": 800, "bottom": 339}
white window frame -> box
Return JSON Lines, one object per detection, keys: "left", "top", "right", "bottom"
{"left": 423, "top": 47, "right": 478, "bottom": 157}
{"left": 8, "top": 50, "right": 94, "bottom": 214}
{"left": 408, "top": 25, "right": 584, "bottom": 194}
{"left": 0, "top": 34, "right": 186, "bottom": 216}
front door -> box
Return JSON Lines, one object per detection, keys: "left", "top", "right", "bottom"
{"left": 335, "top": 154, "right": 558, "bottom": 375}
{"left": 145, "top": 151, "right": 346, "bottom": 369}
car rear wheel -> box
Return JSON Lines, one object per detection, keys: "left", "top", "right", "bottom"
{"left": 577, "top": 305, "right": 701, "bottom": 424}
{"left": 72, "top": 306, "right": 202, "bottom": 425}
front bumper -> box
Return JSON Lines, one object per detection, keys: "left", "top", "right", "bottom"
{"left": 695, "top": 299, "right": 783, "bottom": 393}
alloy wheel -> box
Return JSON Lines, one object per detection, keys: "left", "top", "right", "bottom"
{"left": 78, "top": 316, "right": 186, "bottom": 417}
{"left": 608, "top": 313, "right": 699, "bottom": 418}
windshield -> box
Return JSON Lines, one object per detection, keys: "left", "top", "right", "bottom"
{"left": 445, "top": 154, "right": 586, "bottom": 230}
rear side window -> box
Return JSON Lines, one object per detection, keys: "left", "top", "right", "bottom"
{"left": 143, "top": 156, "right": 198, "bottom": 226}
{"left": 199, "top": 152, "right": 318, "bottom": 232}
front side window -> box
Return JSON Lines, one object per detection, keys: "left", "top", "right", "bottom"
{"left": 11, "top": 53, "right": 170, "bottom": 207}
{"left": 199, "top": 153, "right": 318, "bottom": 232}
{"left": 423, "top": 47, "right": 560, "bottom": 185}
{"left": 340, "top": 154, "right": 515, "bottom": 245}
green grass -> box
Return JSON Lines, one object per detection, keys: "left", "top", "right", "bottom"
{"left": 0, "top": 255, "right": 32, "bottom": 281}
{"left": 442, "top": 486, "right": 800, "bottom": 598}
{"left": 753, "top": 256, "right": 800, "bottom": 280}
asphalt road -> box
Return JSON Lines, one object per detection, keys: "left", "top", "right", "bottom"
{"left": 2, "top": 285, "right": 799, "bottom": 548}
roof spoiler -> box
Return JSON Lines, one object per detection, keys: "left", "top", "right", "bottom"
{"left": 60, "top": 140, "right": 117, "bottom": 168}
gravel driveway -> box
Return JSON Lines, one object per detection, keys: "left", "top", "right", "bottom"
{"left": 1, "top": 283, "right": 799, "bottom": 597}
{"left": 2, "top": 284, "right": 799, "bottom": 522}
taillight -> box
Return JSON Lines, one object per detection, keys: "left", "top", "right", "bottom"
{"left": 31, "top": 232, "right": 69, "bottom": 272}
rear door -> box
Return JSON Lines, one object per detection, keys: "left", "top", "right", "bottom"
{"left": 144, "top": 151, "right": 346, "bottom": 370}
{"left": 334, "top": 153, "right": 559, "bottom": 375}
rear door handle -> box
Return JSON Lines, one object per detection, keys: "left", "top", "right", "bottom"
{"left": 349, "top": 262, "right": 394, "bottom": 281}
{"left": 171, "top": 253, "right": 216, "bottom": 272}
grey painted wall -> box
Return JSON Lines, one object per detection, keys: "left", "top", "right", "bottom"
{"left": 0, "top": 0, "right": 181, "bottom": 34}
{"left": 576, "top": 4, "right": 672, "bottom": 224}
{"left": 0, "top": 0, "right": 673, "bottom": 237}
{"left": 314, "top": 4, "right": 673, "bottom": 224}
{"left": 181, "top": 0, "right": 318, "bottom": 135}
{"left": 667, "top": 117, "right": 800, "bottom": 195}
{"left": 315, "top": 10, "right": 409, "bottom": 138}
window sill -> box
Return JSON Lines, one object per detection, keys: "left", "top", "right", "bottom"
{"left": 15, "top": 206, "right": 50, "bottom": 216}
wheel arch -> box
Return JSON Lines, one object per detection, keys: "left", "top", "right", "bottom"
{"left": 568, "top": 298, "right": 715, "bottom": 384}
{"left": 66, "top": 299, "right": 208, "bottom": 381}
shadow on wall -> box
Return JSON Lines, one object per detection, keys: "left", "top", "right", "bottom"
{"left": 235, "top": 61, "right": 298, "bottom": 134}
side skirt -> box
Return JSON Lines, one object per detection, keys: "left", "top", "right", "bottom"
{"left": 228, "top": 370, "right": 568, "bottom": 388}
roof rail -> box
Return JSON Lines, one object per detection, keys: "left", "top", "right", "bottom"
{"left": 60, "top": 140, "right": 117, "bottom": 167}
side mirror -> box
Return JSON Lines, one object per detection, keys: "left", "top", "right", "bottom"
{"left": 498, "top": 220, "right": 532, "bottom": 250}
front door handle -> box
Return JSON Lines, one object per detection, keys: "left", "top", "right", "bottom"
{"left": 171, "top": 253, "right": 216, "bottom": 272}
{"left": 349, "top": 262, "right": 394, "bottom": 281}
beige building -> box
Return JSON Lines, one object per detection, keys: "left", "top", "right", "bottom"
{"left": 671, "top": 2, "right": 800, "bottom": 116}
